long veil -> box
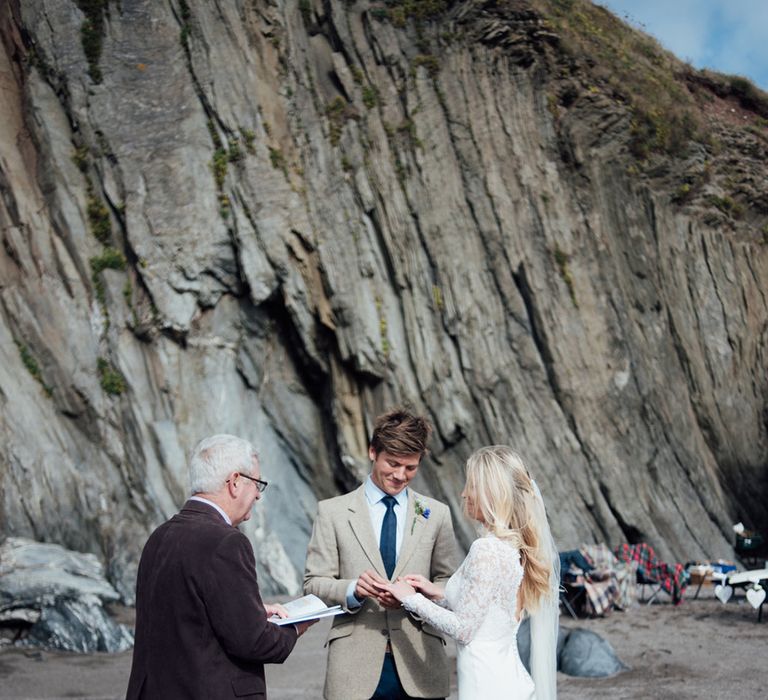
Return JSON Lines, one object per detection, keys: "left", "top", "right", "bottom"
{"left": 529, "top": 479, "right": 560, "bottom": 699}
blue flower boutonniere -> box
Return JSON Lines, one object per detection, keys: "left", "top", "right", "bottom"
{"left": 411, "top": 499, "right": 431, "bottom": 534}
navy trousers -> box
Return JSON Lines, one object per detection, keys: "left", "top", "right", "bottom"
{"left": 370, "top": 653, "right": 444, "bottom": 700}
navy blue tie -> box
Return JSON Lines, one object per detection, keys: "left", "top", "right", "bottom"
{"left": 379, "top": 496, "right": 397, "bottom": 579}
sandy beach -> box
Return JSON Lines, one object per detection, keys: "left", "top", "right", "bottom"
{"left": 0, "top": 585, "right": 764, "bottom": 699}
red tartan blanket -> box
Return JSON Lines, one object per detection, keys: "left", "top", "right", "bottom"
{"left": 614, "top": 543, "right": 688, "bottom": 605}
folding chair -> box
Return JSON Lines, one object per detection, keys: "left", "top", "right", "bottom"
{"left": 734, "top": 532, "right": 765, "bottom": 569}
{"left": 560, "top": 579, "right": 586, "bottom": 619}
{"left": 558, "top": 550, "right": 593, "bottom": 618}
{"left": 637, "top": 569, "right": 664, "bottom": 604}
{"left": 616, "top": 543, "right": 689, "bottom": 605}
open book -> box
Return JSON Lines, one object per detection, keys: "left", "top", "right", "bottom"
{"left": 267, "top": 594, "right": 345, "bottom": 626}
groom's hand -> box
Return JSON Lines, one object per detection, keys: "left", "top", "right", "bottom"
{"left": 355, "top": 569, "right": 388, "bottom": 599}
{"left": 375, "top": 590, "right": 402, "bottom": 609}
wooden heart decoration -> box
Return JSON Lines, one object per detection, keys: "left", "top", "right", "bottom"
{"left": 746, "top": 587, "right": 766, "bottom": 609}
{"left": 715, "top": 584, "right": 733, "bottom": 604}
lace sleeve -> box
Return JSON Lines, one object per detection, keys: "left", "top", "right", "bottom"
{"left": 402, "top": 538, "right": 516, "bottom": 645}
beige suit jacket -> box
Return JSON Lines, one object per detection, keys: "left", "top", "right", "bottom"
{"left": 304, "top": 484, "right": 459, "bottom": 700}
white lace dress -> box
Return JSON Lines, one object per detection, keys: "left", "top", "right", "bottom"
{"left": 402, "top": 535, "right": 535, "bottom": 700}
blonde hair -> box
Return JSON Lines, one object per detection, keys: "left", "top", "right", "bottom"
{"left": 464, "top": 445, "right": 555, "bottom": 614}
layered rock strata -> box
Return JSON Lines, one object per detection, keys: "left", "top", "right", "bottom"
{"left": 0, "top": 0, "right": 765, "bottom": 599}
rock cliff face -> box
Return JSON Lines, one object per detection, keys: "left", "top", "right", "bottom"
{"left": 1, "top": 0, "right": 766, "bottom": 601}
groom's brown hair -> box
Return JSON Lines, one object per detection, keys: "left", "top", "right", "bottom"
{"left": 370, "top": 406, "right": 433, "bottom": 458}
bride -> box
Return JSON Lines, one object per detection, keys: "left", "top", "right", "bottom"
{"left": 384, "top": 445, "right": 559, "bottom": 699}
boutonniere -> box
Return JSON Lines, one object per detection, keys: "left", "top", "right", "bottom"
{"left": 411, "top": 499, "right": 431, "bottom": 534}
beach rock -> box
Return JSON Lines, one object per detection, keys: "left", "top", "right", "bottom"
{"left": 0, "top": 538, "right": 132, "bottom": 653}
{"left": 558, "top": 628, "right": 628, "bottom": 677}
{"left": 0, "top": 538, "right": 121, "bottom": 607}
{"left": 516, "top": 617, "right": 570, "bottom": 673}
{"left": 25, "top": 595, "right": 133, "bottom": 653}
{"left": 518, "top": 617, "right": 571, "bottom": 674}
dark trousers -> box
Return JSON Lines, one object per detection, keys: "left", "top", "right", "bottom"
{"left": 370, "top": 653, "right": 444, "bottom": 700}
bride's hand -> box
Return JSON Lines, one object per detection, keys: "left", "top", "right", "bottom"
{"left": 381, "top": 579, "right": 416, "bottom": 602}
{"left": 403, "top": 574, "right": 444, "bottom": 600}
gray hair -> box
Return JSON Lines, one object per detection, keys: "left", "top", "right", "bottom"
{"left": 189, "top": 434, "right": 259, "bottom": 494}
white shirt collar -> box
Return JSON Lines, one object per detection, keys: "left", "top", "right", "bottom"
{"left": 364, "top": 475, "right": 408, "bottom": 508}
{"left": 189, "top": 495, "right": 232, "bottom": 525}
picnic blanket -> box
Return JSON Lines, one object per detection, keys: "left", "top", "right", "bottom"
{"left": 560, "top": 548, "right": 620, "bottom": 616}
{"left": 581, "top": 543, "right": 637, "bottom": 609}
{"left": 583, "top": 573, "right": 620, "bottom": 616}
{"left": 614, "top": 542, "right": 688, "bottom": 605}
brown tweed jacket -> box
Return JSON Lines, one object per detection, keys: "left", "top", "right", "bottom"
{"left": 126, "top": 500, "right": 297, "bottom": 699}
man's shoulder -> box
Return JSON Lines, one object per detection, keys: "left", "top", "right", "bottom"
{"left": 317, "top": 486, "right": 363, "bottom": 510}
{"left": 153, "top": 502, "right": 241, "bottom": 545}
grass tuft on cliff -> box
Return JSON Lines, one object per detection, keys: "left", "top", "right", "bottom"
{"left": 532, "top": 0, "right": 768, "bottom": 158}
{"left": 75, "top": 0, "right": 109, "bottom": 83}
{"left": 533, "top": 0, "right": 703, "bottom": 157}
{"left": 385, "top": 0, "right": 451, "bottom": 28}
{"left": 14, "top": 340, "right": 53, "bottom": 397}
{"left": 97, "top": 357, "right": 126, "bottom": 396}
{"left": 523, "top": 0, "right": 768, "bottom": 233}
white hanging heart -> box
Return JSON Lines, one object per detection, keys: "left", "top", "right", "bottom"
{"left": 746, "top": 587, "right": 766, "bottom": 609}
{"left": 715, "top": 584, "right": 733, "bottom": 604}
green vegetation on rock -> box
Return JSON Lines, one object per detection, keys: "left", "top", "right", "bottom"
{"left": 325, "top": 97, "right": 358, "bottom": 146}
{"left": 299, "top": 0, "right": 313, "bottom": 24}
{"left": 240, "top": 127, "right": 256, "bottom": 154}
{"left": 179, "top": 0, "right": 192, "bottom": 50}
{"left": 385, "top": 0, "right": 450, "bottom": 28}
{"left": 708, "top": 195, "right": 745, "bottom": 220}
{"left": 269, "top": 147, "right": 285, "bottom": 171}
{"left": 90, "top": 248, "right": 127, "bottom": 305}
{"left": 362, "top": 84, "right": 379, "bottom": 109}
{"left": 75, "top": 1, "right": 108, "bottom": 83}
{"left": 90, "top": 248, "right": 127, "bottom": 275}
{"left": 72, "top": 146, "right": 89, "bottom": 173}
{"left": 553, "top": 245, "right": 578, "bottom": 308}
{"left": 86, "top": 193, "right": 112, "bottom": 244}
{"left": 534, "top": 0, "right": 705, "bottom": 158}
{"left": 14, "top": 340, "right": 53, "bottom": 396}
{"left": 412, "top": 54, "right": 440, "bottom": 78}
{"left": 97, "top": 357, "right": 126, "bottom": 395}
{"left": 211, "top": 148, "right": 228, "bottom": 189}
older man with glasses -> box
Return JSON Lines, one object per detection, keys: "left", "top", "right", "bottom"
{"left": 127, "top": 434, "right": 314, "bottom": 700}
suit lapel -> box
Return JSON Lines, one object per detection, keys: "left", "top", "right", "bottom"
{"left": 348, "top": 485, "right": 387, "bottom": 577}
{"left": 393, "top": 490, "right": 424, "bottom": 579}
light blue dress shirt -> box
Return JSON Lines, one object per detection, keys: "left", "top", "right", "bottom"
{"left": 345, "top": 476, "right": 409, "bottom": 608}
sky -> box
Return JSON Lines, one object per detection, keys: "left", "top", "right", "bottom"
{"left": 597, "top": 0, "right": 768, "bottom": 91}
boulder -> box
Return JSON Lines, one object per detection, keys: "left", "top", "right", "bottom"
{"left": 558, "top": 628, "right": 628, "bottom": 678}
{"left": 25, "top": 595, "right": 132, "bottom": 653}
{"left": 516, "top": 616, "right": 570, "bottom": 673}
{"left": 0, "top": 538, "right": 133, "bottom": 653}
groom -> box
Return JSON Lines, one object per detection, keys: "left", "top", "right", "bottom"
{"left": 304, "top": 407, "right": 459, "bottom": 699}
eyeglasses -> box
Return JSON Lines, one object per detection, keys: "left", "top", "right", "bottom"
{"left": 236, "top": 473, "right": 269, "bottom": 493}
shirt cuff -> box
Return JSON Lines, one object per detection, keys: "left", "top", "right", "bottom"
{"left": 346, "top": 580, "right": 363, "bottom": 609}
